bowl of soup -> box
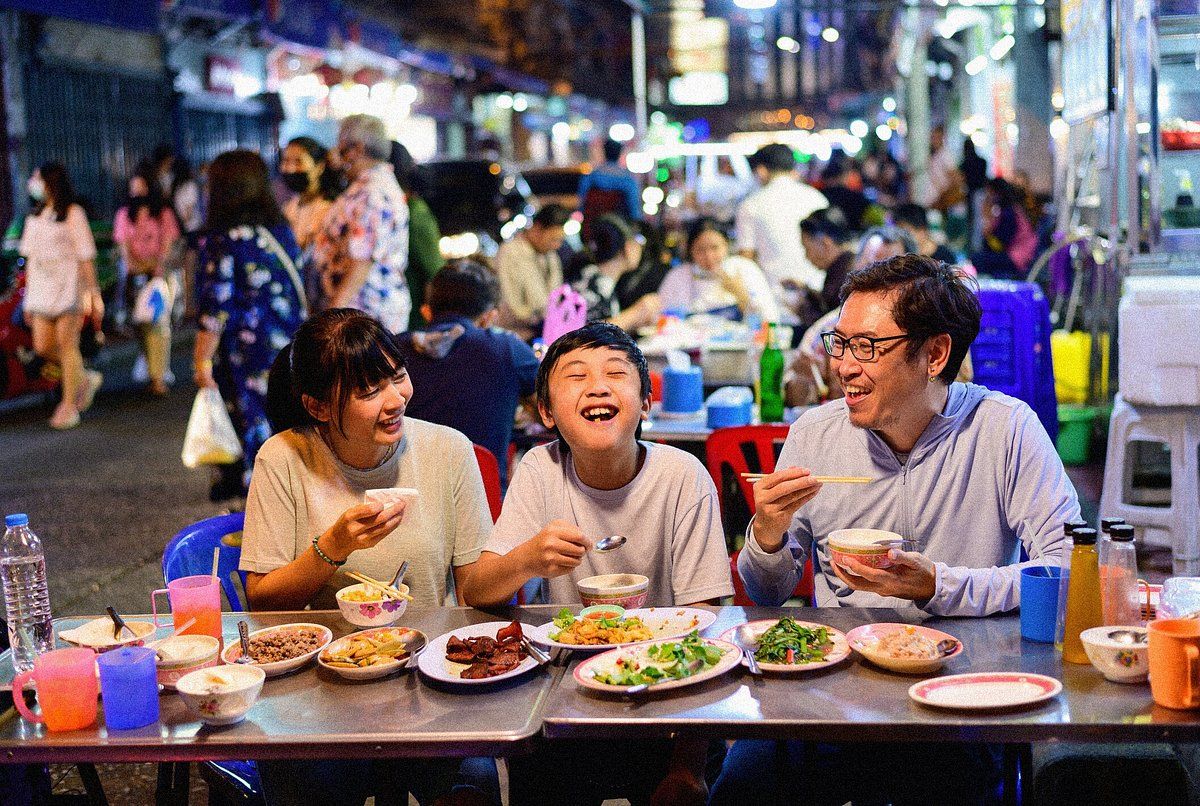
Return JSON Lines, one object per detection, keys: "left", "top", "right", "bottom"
{"left": 176, "top": 664, "right": 266, "bottom": 726}
{"left": 576, "top": 574, "right": 649, "bottom": 609}
{"left": 336, "top": 582, "right": 409, "bottom": 627}
{"left": 155, "top": 635, "right": 221, "bottom": 690}
{"left": 827, "top": 529, "right": 903, "bottom": 575}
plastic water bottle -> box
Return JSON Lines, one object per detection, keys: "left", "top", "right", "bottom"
{"left": 2, "top": 514, "right": 54, "bottom": 672}
{"left": 1097, "top": 516, "right": 1126, "bottom": 569}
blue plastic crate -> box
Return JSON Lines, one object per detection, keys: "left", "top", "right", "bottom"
{"left": 970, "top": 280, "right": 1059, "bottom": 442}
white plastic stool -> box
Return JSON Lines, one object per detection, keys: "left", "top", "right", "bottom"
{"left": 1099, "top": 395, "right": 1200, "bottom": 575}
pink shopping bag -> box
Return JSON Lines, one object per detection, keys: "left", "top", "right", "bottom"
{"left": 541, "top": 284, "right": 588, "bottom": 346}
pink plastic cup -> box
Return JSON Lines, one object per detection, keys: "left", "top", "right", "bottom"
{"left": 152, "top": 575, "right": 222, "bottom": 641}
{"left": 12, "top": 648, "right": 99, "bottom": 732}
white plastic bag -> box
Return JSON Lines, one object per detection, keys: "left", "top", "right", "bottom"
{"left": 182, "top": 388, "right": 243, "bottom": 468}
{"left": 132, "top": 277, "right": 173, "bottom": 326}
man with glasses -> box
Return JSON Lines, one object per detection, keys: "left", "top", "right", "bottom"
{"left": 711, "top": 254, "right": 1081, "bottom": 805}
{"left": 738, "top": 253, "right": 1079, "bottom": 614}
{"left": 312, "top": 114, "right": 410, "bottom": 331}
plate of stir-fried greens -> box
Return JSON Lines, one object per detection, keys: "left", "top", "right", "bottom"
{"left": 720, "top": 618, "right": 850, "bottom": 672}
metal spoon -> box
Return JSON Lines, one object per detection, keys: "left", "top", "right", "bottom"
{"left": 235, "top": 620, "right": 255, "bottom": 664}
{"left": 390, "top": 560, "right": 411, "bottom": 589}
{"left": 1106, "top": 629, "right": 1148, "bottom": 645}
{"left": 106, "top": 606, "right": 132, "bottom": 641}
{"left": 936, "top": 639, "right": 960, "bottom": 657}
{"left": 594, "top": 535, "right": 627, "bottom": 553}
{"left": 731, "top": 624, "right": 763, "bottom": 675}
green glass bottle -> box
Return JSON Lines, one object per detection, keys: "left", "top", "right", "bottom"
{"left": 759, "top": 323, "right": 785, "bottom": 423}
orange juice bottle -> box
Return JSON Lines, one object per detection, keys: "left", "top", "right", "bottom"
{"left": 1062, "top": 527, "right": 1103, "bottom": 664}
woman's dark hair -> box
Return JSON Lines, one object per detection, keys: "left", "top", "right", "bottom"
{"left": 986, "top": 177, "right": 1020, "bottom": 208}
{"left": 267, "top": 309, "right": 409, "bottom": 436}
{"left": 840, "top": 253, "right": 981, "bottom": 384}
{"left": 388, "top": 141, "right": 430, "bottom": 198}
{"left": 427, "top": 260, "right": 499, "bottom": 319}
{"left": 125, "top": 161, "right": 169, "bottom": 220}
{"left": 287, "top": 136, "right": 342, "bottom": 201}
{"left": 684, "top": 217, "right": 729, "bottom": 255}
{"left": 535, "top": 322, "right": 651, "bottom": 443}
{"left": 150, "top": 145, "right": 194, "bottom": 195}
{"left": 205, "top": 149, "right": 287, "bottom": 234}
{"left": 590, "top": 214, "right": 635, "bottom": 264}
{"left": 34, "top": 162, "right": 76, "bottom": 222}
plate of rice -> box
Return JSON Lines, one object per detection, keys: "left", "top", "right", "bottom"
{"left": 846, "top": 623, "right": 962, "bottom": 674}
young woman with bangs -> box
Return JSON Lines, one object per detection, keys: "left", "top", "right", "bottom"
{"left": 240, "top": 308, "right": 492, "bottom": 614}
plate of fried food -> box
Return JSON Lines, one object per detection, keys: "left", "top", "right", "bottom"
{"left": 528, "top": 607, "right": 718, "bottom": 651}
{"left": 318, "top": 627, "right": 428, "bottom": 681}
{"left": 418, "top": 621, "right": 541, "bottom": 685}
{"left": 221, "top": 623, "right": 333, "bottom": 678}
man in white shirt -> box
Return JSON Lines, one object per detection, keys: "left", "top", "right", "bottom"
{"left": 735, "top": 144, "right": 828, "bottom": 323}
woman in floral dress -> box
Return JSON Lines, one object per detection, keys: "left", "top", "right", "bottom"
{"left": 193, "top": 150, "right": 307, "bottom": 500}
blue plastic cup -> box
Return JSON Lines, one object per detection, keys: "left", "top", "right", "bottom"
{"left": 97, "top": 646, "right": 159, "bottom": 730}
{"left": 1020, "top": 566, "right": 1065, "bottom": 643}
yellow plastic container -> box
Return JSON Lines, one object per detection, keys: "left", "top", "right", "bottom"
{"left": 1051, "top": 330, "right": 1109, "bottom": 404}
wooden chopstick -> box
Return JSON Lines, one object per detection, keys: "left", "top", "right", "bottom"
{"left": 346, "top": 571, "right": 414, "bottom": 602}
{"left": 739, "top": 473, "right": 874, "bottom": 484}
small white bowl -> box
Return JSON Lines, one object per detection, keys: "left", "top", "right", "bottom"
{"left": 176, "top": 664, "right": 266, "bottom": 725}
{"left": 576, "top": 574, "right": 650, "bottom": 609}
{"left": 827, "top": 529, "right": 903, "bottom": 575}
{"left": 1080, "top": 625, "right": 1149, "bottom": 683}
{"left": 155, "top": 635, "right": 221, "bottom": 690}
{"left": 336, "top": 583, "right": 409, "bottom": 627}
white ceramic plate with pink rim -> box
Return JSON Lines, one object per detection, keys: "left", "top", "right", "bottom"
{"left": 574, "top": 638, "right": 742, "bottom": 694}
{"left": 718, "top": 619, "right": 851, "bottom": 672}
{"left": 908, "top": 672, "right": 1062, "bottom": 711}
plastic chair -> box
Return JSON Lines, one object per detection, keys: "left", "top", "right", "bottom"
{"left": 705, "top": 425, "right": 814, "bottom": 603}
{"left": 162, "top": 511, "right": 248, "bottom": 611}
{"left": 161, "top": 513, "right": 263, "bottom": 805}
{"left": 473, "top": 444, "right": 503, "bottom": 523}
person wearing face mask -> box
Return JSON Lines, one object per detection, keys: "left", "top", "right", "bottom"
{"left": 574, "top": 214, "right": 661, "bottom": 332}
{"left": 19, "top": 162, "right": 104, "bottom": 430}
{"left": 280, "top": 136, "right": 339, "bottom": 254}
{"left": 113, "top": 165, "right": 181, "bottom": 396}
{"left": 193, "top": 150, "right": 307, "bottom": 501}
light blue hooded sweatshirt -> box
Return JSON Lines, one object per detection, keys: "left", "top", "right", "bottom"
{"left": 738, "top": 382, "right": 1081, "bottom": 616}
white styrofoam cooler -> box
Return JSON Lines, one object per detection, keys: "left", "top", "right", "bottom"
{"left": 1119, "top": 276, "right": 1200, "bottom": 405}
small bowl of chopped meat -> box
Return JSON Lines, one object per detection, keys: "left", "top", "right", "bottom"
{"left": 221, "top": 623, "right": 333, "bottom": 677}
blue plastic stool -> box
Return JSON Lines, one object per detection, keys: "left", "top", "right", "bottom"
{"left": 162, "top": 513, "right": 263, "bottom": 805}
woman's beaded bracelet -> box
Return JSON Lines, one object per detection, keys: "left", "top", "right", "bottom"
{"left": 312, "top": 535, "right": 345, "bottom": 568}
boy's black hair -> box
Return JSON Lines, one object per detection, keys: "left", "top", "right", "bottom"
{"left": 535, "top": 322, "right": 651, "bottom": 443}
{"left": 532, "top": 203, "right": 572, "bottom": 229}
{"left": 427, "top": 260, "right": 499, "bottom": 319}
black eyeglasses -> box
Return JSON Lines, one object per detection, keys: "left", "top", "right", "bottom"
{"left": 820, "top": 331, "right": 912, "bottom": 362}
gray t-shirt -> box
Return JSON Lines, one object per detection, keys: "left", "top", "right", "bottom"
{"left": 240, "top": 419, "right": 491, "bottom": 609}
{"left": 485, "top": 441, "right": 734, "bottom": 606}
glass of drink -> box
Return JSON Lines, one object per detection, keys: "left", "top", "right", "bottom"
{"left": 151, "top": 575, "right": 222, "bottom": 641}
{"left": 12, "top": 647, "right": 99, "bottom": 732}
{"left": 97, "top": 646, "right": 159, "bottom": 730}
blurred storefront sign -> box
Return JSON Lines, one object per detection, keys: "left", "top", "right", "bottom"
{"left": 669, "top": 18, "right": 728, "bottom": 75}
{"left": 669, "top": 72, "right": 729, "bottom": 105}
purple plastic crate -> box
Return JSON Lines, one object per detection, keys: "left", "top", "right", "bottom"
{"left": 970, "top": 280, "right": 1059, "bottom": 442}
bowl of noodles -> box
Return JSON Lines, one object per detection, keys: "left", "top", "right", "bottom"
{"left": 846, "top": 623, "right": 962, "bottom": 674}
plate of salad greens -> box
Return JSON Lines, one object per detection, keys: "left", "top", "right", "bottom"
{"left": 720, "top": 618, "right": 850, "bottom": 672}
{"left": 574, "top": 632, "right": 741, "bottom": 693}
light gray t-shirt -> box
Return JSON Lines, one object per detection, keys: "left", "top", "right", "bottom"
{"left": 240, "top": 419, "right": 491, "bottom": 610}
{"left": 485, "top": 441, "right": 734, "bottom": 606}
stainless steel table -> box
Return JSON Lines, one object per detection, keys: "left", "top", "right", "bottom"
{"left": 541, "top": 606, "right": 1200, "bottom": 744}
{"left": 0, "top": 609, "right": 563, "bottom": 763}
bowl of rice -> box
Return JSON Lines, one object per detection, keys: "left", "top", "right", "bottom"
{"left": 827, "top": 529, "right": 902, "bottom": 575}
{"left": 847, "top": 623, "right": 962, "bottom": 674}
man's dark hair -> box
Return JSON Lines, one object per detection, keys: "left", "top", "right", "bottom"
{"left": 891, "top": 203, "right": 931, "bottom": 232}
{"left": 535, "top": 322, "right": 651, "bottom": 443}
{"left": 840, "top": 254, "right": 981, "bottom": 384}
{"left": 532, "top": 203, "right": 572, "bottom": 229}
{"left": 426, "top": 260, "right": 499, "bottom": 319}
{"left": 858, "top": 225, "right": 919, "bottom": 256}
{"left": 749, "top": 143, "right": 797, "bottom": 174}
{"left": 799, "top": 208, "right": 850, "bottom": 243}
{"left": 602, "top": 138, "right": 624, "bottom": 163}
